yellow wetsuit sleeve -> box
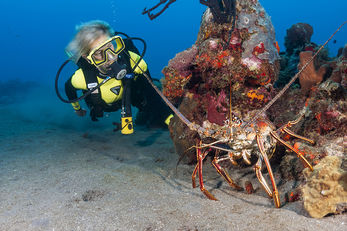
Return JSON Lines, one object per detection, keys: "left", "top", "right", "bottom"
{"left": 65, "top": 68, "right": 87, "bottom": 110}
{"left": 129, "top": 51, "right": 148, "bottom": 74}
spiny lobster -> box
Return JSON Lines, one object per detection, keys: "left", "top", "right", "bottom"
{"left": 138, "top": 21, "right": 346, "bottom": 208}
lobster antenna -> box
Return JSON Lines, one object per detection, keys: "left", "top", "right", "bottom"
{"left": 126, "top": 53, "right": 195, "bottom": 130}
{"left": 242, "top": 20, "right": 347, "bottom": 129}
{"left": 229, "top": 80, "right": 233, "bottom": 138}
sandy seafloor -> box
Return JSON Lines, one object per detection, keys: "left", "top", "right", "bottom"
{"left": 0, "top": 88, "right": 346, "bottom": 231}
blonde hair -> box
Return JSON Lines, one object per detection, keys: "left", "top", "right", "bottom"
{"left": 65, "top": 20, "right": 114, "bottom": 63}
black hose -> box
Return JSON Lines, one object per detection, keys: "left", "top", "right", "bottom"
{"left": 55, "top": 59, "right": 108, "bottom": 103}
{"left": 125, "top": 37, "right": 146, "bottom": 72}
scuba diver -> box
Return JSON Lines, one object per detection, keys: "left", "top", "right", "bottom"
{"left": 58, "top": 20, "right": 172, "bottom": 134}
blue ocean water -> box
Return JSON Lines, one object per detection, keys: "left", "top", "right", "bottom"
{"left": 0, "top": 0, "right": 346, "bottom": 84}
{"left": 1, "top": 2, "right": 347, "bottom": 228}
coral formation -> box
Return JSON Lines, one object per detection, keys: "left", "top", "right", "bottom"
{"left": 272, "top": 65, "right": 346, "bottom": 216}
{"left": 200, "top": 0, "right": 236, "bottom": 24}
{"left": 163, "top": 0, "right": 280, "bottom": 161}
{"left": 329, "top": 44, "right": 347, "bottom": 88}
{"left": 162, "top": 45, "right": 197, "bottom": 104}
{"left": 168, "top": 94, "right": 203, "bottom": 164}
{"left": 167, "top": 45, "right": 198, "bottom": 75}
{"left": 302, "top": 156, "right": 347, "bottom": 218}
{"left": 160, "top": 0, "right": 346, "bottom": 217}
{"left": 275, "top": 22, "right": 331, "bottom": 90}
{"left": 304, "top": 79, "right": 346, "bottom": 136}
{"left": 236, "top": 1, "right": 279, "bottom": 65}
{"left": 284, "top": 23, "right": 313, "bottom": 55}
{"left": 269, "top": 41, "right": 346, "bottom": 215}
{"left": 298, "top": 51, "right": 326, "bottom": 94}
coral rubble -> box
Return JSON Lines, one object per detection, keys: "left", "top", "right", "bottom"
{"left": 302, "top": 156, "right": 347, "bottom": 218}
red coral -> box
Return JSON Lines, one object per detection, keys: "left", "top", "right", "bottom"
{"left": 228, "top": 33, "right": 242, "bottom": 52}
{"left": 195, "top": 49, "right": 231, "bottom": 70}
{"left": 315, "top": 110, "right": 340, "bottom": 134}
{"left": 214, "top": 50, "right": 230, "bottom": 68}
{"left": 304, "top": 45, "right": 315, "bottom": 52}
{"left": 252, "top": 42, "right": 265, "bottom": 56}
{"left": 162, "top": 68, "right": 192, "bottom": 103}
{"left": 195, "top": 53, "right": 212, "bottom": 69}
{"left": 206, "top": 91, "right": 228, "bottom": 125}
{"left": 287, "top": 190, "right": 301, "bottom": 202}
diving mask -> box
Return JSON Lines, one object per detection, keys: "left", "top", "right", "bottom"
{"left": 86, "top": 36, "right": 125, "bottom": 66}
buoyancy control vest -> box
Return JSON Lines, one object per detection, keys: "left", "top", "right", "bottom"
{"left": 56, "top": 33, "right": 148, "bottom": 123}
{"left": 78, "top": 45, "right": 136, "bottom": 121}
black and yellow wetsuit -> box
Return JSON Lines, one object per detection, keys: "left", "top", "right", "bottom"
{"left": 65, "top": 50, "right": 171, "bottom": 126}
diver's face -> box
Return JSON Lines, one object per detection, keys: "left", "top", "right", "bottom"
{"left": 88, "top": 35, "right": 118, "bottom": 74}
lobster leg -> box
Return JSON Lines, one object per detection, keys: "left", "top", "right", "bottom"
{"left": 254, "top": 157, "right": 272, "bottom": 197}
{"left": 212, "top": 151, "right": 243, "bottom": 191}
{"left": 256, "top": 134, "right": 281, "bottom": 208}
{"left": 277, "top": 107, "right": 315, "bottom": 145}
{"left": 191, "top": 163, "right": 199, "bottom": 189}
{"left": 281, "top": 127, "right": 315, "bottom": 145}
{"left": 192, "top": 145, "right": 208, "bottom": 188}
{"left": 270, "top": 131, "right": 313, "bottom": 171}
{"left": 193, "top": 141, "right": 218, "bottom": 200}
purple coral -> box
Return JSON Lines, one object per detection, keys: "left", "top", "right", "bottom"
{"left": 168, "top": 45, "right": 198, "bottom": 77}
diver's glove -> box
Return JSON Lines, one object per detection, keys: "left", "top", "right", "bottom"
{"left": 75, "top": 108, "right": 87, "bottom": 117}
{"left": 121, "top": 117, "right": 134, "bottom": 135}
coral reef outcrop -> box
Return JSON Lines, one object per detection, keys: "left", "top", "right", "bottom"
{"left": 298, "top": 51, "right": 326, "bottom": 94}
{"left": 160, "top": 0, "right": 346, "bottom": 217}
{"left": 284, "top": 23, "right": 313, "bottom": 55}
{"left": 329, "top": 44, "right": 347, "bottom": 88}
{"left": 304, "top": 79, "right": 346, "bottom": 137}
{"left": 302, "top": 156, "right": 347, "bottom": 218}
{"left": 275, "top": 22, "right": 330, "bottom": 90}
{"left": 163, "top": 0, "right": 280, "bottom": 161}
{"left": 269, "top": 38, "right": 346, "bottom": 217}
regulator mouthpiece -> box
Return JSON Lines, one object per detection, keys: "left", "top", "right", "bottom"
{"left": 107, "top": 61, "right": 127, "bottom": 80}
